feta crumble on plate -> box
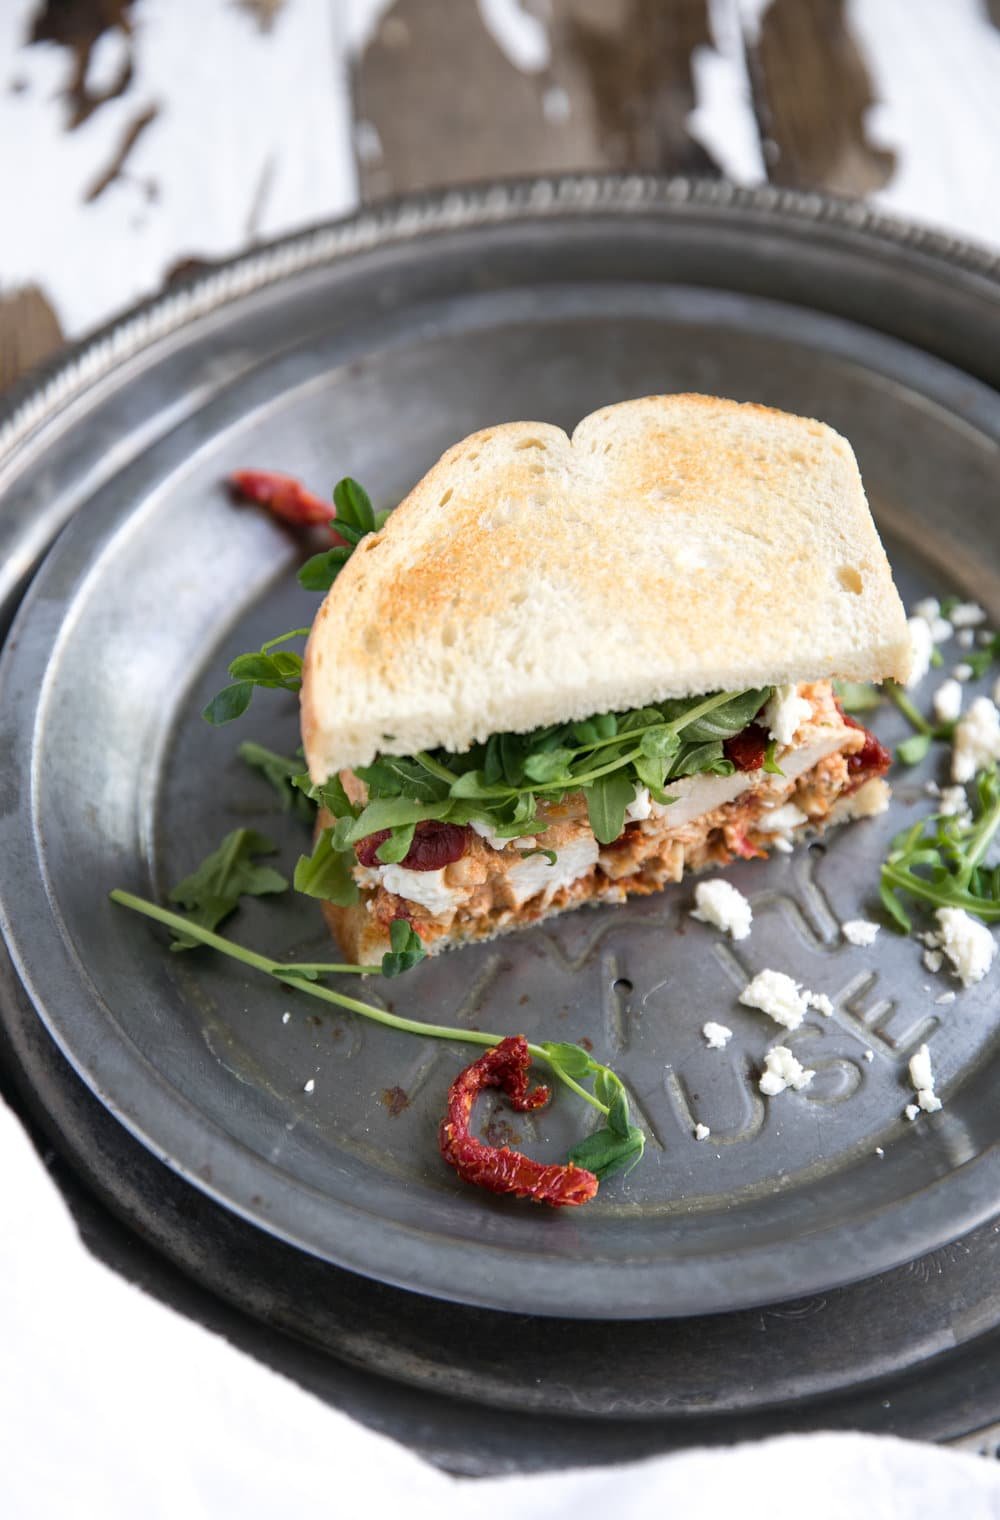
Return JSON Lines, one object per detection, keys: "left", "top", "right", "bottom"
{"left": 949, "top": 601, "right": 987, "bottom": 628}
{"left": 703, "top": 1021, "right": 733, "bottom": 1049}
{"left": 759, "top": 1046, "right": 815, "bottom": 1096}
{"left": 932, "top": 678, "right": 963, "bottom": 723}
{"left": 951, "top": 697, "right": 1000, "bottom": 782}
{"left": 739, "top": 970, "right": 831, "bottom": 1030}
{"left": 694, "top": 1122, "right": 711, "bottom": 1141}
{"left": 691, "top": 879, "right": 752, "bottom": 941}
{"left": 842, "top": 919, "right": 880, "bottom": 947}
{"left": 908, "top": 1043, "right": 942, "bottom": 1113}
{"left": 929, "top": 906, "right": 996, "bottom": 987}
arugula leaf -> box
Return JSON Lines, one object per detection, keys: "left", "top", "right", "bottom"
{"left": 585, "top": 770, "right": 636, "bottom": 845}
{"left": 346, "top": 797, "right": 452, "bottom": 841}
{"left": 334, "top": 477, "right": 376, "bottom": 534}
{"left": 293, "top": 830, "right": 359, "bottom": 905}
{"left": 678, "top": 688, "right": 769, "bottom": 741}
{"left": 203, "top": 628, "right": 310, "bottom": 726}
{"left": 356, "top": 754, "right": 450, "bottom": 804}
{"left": 881, "top": 764, "right": 1000, "bottom": 931}
{"left": 380, "top": 919, "right": 427, "bottom": 977}
{"left": 168, "top": 829, "right": 288, "bottom": 950}
{"left": 897, "top": 732, "right": 932, "bottom": 766}
{"left": 834, "top": 680, "right": 883, "bottom": 714}
{"left": 523, "top": 746, "right": 576, "bottom": 784}
{"left": 539, "top": 1041, "right": 595, "bottom": 1078}
{"left": 374, "top": 823, "right": 416, "bottom": 864}
{"left": 763, "top": 739, "right": 784, "bottom": 776}
{"left": 298, "top": 544, "right": 353, "bottom": 592}
{"left": 239, "top": 741, "right": 315, "bottom": 820}
{"left": 298, "top": 771, "right": 362, "bottom": 821}
{"left": 518, "top": 846, "right": 557, "bottom": 865}
{"left": 568, "top": 1123, "right": 645, "bottom": 1182}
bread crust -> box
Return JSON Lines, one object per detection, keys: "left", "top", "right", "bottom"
{"left": 301, "top": 393, "right": 911, "bottom": 780}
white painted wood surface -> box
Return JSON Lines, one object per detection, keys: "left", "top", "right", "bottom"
{"left": 0, "top": 0, "right": 997, "bottom": 347}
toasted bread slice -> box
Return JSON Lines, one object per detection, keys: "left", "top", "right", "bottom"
{"left": 301, "top": 394, "right": 910, "bottom": 782}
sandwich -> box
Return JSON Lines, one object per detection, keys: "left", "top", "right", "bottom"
{"left": 299, "top": 394, "right": 911, "bottom": 963}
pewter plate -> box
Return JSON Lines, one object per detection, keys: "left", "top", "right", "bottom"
{"left": 2, "top": 180, "right": 1000, "bottom": 1319}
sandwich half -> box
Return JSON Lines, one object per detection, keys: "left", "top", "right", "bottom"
{"left": 300, "top": 394, "right": 911, "bottom": 962}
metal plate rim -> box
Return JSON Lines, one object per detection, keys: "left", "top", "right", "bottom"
{"left": 3, "top": 178, "right": 1000, "bottom": 1319}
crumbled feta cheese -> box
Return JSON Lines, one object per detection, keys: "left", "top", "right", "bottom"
{"left": 953, "top": 663, "right": 974, "bottom": 683}
{"left": 937, "top": 784, "right": 971, "bottom": 819}
{"left": 304, "top": 1078, "right": 315, "bottom": 1094}
{"left": 935, "top": 992, "right": 956, "bottom": 1006}
{"left": 809, "top": 992, "right": 834, "bottom": 1017}
{"left": 703, "top": 1021, "right": 733, "bottom": 1049}
{"left": 759, "top": 1045, "right": 815, "bottom": 1096}
{"left": 691, "top": 879, "right": 753, "bottom": 940}
{"left": 756, "top": 803, "right": 808, "bottom": 833}
{"left": 379, "top": 864, "right": 467, "bottom": 917}
{"left": 770, "top": 835, "right": 794, "bottom": 853}
{"left": 919, "top": 1090, "right": 942, "bottom": 1113}
{"left": 952, "top": 697, "right": 1000, "bottom": 782}
{"left": 864, "top": 1048, "right": 875, "bottom": 1062}
{"left": 282, "top": 1011, "right": 291, "bottom": 1025}
{"left": 933, "top": 679, "right": 963, "bottom": 723}
{"left": 925, "top": 780, "right": 941, "bottom": 796}
{"left": 875, "top": 1146, "right": 885, "bottom": 1156}
{"left": 932, "top": 906, "right": 996, "bottom": 986}
{"left": 740, "top": 969, "right": 808, "bottom": 1029}
{"left": 923, "top": 949, "right": 944, "bottom": 973}
{"left": 982, "top": 629, "right": 997, "bottom": 646}
{"left": 957, "top": 629, "right": 975, "bottom": 649}
{"left": 905, "top": 1104, "right": 920, "bottom": 1121}
{"left": 842, "top": 919, "right": 880, "bottom": 947}
{"left": 905, "top": 617, "right": 933, "bottom": 688}
{"left": 694, "top": 1122, "right": 711, "bottom": 1141}
{"left": 950, "top": 601, "right": 987, "bottom": 628}
{"left": 625, "top": 785, "right": 652, "bottom": 822}
{"left": 762, "top": 684, "right": 812, "bottom": 746}
{"left": 909, "top": 1044, "right": 934, "bottom": 1092}
{"left": 931, "top": 617, "right": 954, "bottom": 643}
{"left": 912, "top": 597, "right": 940, "bottom": 623}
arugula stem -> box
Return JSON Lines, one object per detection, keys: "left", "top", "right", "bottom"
{"left": 109, "top": 891, "right": 609, "bottom": 1113}
{"left": 413, "top": 751, "right": 459, "bottom": 783}
{"left": 884, "top": 680, "right": 953, "bottom": 741}
{"left": 881, "top": 865, "right": 1000, "bottom": 921}
{"left": 955, "top": 794, "right": 1000, "bottom": 885}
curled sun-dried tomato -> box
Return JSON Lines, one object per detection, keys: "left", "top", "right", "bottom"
{"left": 439, "top": 1035, "right": 599, "bottom": 1207}
{"left": 356, "top": 820, "right": 470, "bottom": 871}
{"left": 723, "top": 722, "right": 769, "bottom": 772}
{"left": 229, "top": 469, "right": 348, "bottom": 544}
{"left": 841, "top": 713, "right": 892, "bottom": 788}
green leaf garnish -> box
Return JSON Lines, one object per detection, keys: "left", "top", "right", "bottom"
{"left": 897, "top": 732, "right": 933, "bottom": 766}
{"left": 293, "top": 829, "right": 359, "bottom": 905}
{"left": 834, "top": 680, "right": 883, "bottom": 714}
{"left": 167, "top": 829, "right": 288, "bottom": 949}
{"left": 880, "top": 764, "right": 1000, "bottom": 931}
{"left": 202, "top": 628, "right": 310, "bottom": 726}
{"left": 585, "top": 769, "right": 636, "bottom": 845}
{"left": 239, "top": 741, "right": 315, "bottom": 820}
{"left": 380, "top": 919, "right": 427, "bottom": 977}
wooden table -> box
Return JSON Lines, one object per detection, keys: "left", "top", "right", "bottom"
{"left": 2, "top": 0, "right": 999, "bottom": 390}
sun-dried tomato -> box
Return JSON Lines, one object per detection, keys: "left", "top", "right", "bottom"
{"left": 355, "top": 820, "right": 470, "bottom": 871}
{"left": 724, "top": 723, "right": 769, "bottom": 772}
{"left": 229, "top": 469, "right": 348, "bottom": 544}
{"left": 841, "top": 713, "right": 892, "bottom": 786}
{"left": 439, "top": 1035, "right": 599, "bottom": 1207}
